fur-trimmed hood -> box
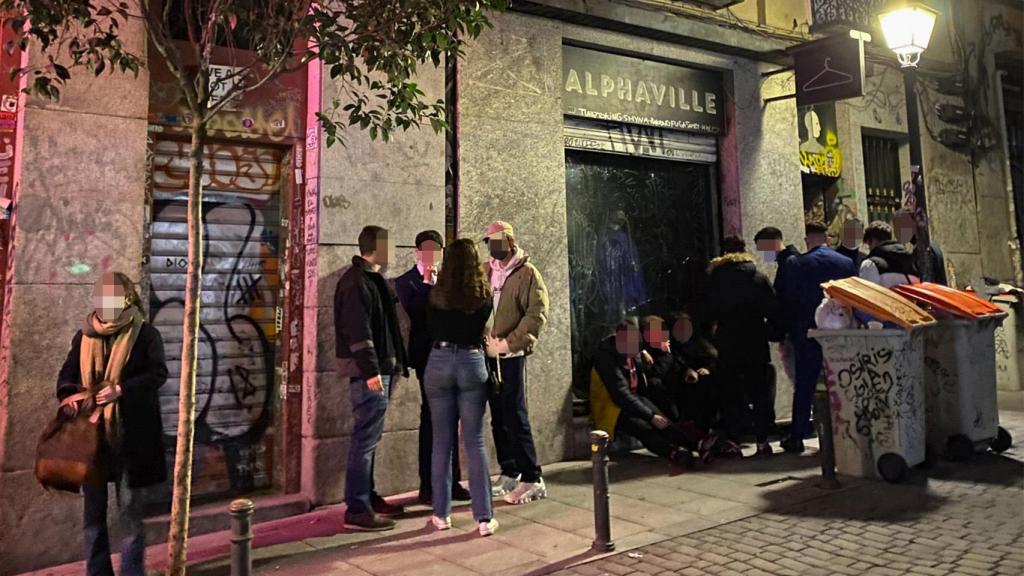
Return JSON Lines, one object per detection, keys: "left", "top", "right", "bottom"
{"left": 708, "top": 252, "right": 756, "bottom": 272}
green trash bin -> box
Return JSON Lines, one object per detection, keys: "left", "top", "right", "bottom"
{"left": 923, "top": 315, "right": 1012, "bottom": 461}
{"left": 810, "top": 327, "right": 930, "bottom": 483}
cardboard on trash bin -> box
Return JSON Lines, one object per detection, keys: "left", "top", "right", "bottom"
{"left": 821, "top": 276, "right": 935, "bottom": 330}
{"left": 892, "top": 282, "right": 1005, "bottom": 319}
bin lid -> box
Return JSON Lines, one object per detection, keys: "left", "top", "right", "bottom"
{"left": 892, "top": 283, "right": 1005, "bottom": 319}
{"left": 821, "top": 277, "right": 936, "bottom": 330}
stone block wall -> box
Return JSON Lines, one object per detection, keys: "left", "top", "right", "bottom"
{"left": 0, "top": 20, "right": 151, "bottom": 575}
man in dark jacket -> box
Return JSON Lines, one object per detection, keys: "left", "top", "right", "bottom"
{"left": 754, "top": 226, "right": 800, "bottom": 297}
{"left": 860, "top": 221, "right": 920, "bottom": 288}
{"left": 779, "top": 222, "right": 857, "bottom": 454}
{"left": 394, "top": 230, "right": 471, "bottom": 505}
{"left": 335, "top": 225, "right": 408, "bottom": 531}
{"left": 708, "top": 236, "right": 783, "bottom": 456}
{"left": 836, "top": 218, "right": 866, "bottom": 268}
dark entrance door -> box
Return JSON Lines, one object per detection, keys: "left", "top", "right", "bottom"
{"left": 565, "top": 149, "right": 717, "bottom": 400}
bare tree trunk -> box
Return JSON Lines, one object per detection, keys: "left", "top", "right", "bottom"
{"left": 166, "top": 117, "right": 207, "bottom": 576}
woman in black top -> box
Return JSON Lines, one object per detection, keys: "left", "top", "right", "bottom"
{"left": 423, "top": 238, "right": 498, "bottom": 536}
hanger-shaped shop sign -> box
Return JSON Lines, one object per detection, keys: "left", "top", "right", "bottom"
{"left": 802, "top": 58, "right": 854, "bottom": 93}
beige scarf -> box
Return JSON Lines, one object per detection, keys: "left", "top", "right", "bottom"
{"left": 80, "top": 306, "right": 144, "bottom": 451}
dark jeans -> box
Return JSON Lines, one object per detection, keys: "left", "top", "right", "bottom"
{"left": 417, "top": 369, "right": 461, "bottom": 493}
{"left": 615, "top": 411, "right": 696, "bottom": 459}
{"left": 83, "top": 476, "right": 145, "bottom": 576}
{"left": 791, "top": 334, "right": 823, "bottom": 439}
{"left": 424, "top": 348, "right": 493, "bottom": 522}
{"left": 346, "top": 375, "right": 391, "bottom": 515}
{"left": 488, "top": 356, "right": 542, "bottom": 483}
{"left": 719, "top": 357, "right": 772, "bottom": 443}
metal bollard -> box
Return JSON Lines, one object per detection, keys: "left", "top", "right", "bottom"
{"left": 590, "top": 430, "right": 615, "bottom": 552}
{"left": 229, "top": 498, "right": 255, "bottom": 576}
{"left": 813, "top": 390, "right": 840, "bottom": 489}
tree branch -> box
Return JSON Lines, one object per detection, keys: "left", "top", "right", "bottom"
{"left": 140, "top": 0, "right": 199, "bottom": 112}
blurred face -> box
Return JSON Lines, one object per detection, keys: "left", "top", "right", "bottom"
{"left": 806, "top": 232, "right": 828, "bottom": 248}
{"left": 94, "top": 275, "right": 127, "bottom": 322}
{"left": 894, "top": 213, "right": 916, "bottom": 244}
{"left": 644, "top": 318, "right": 670, "bottom": 353}
{"left": 756, "top": 238, "right": 783, "bottom": 263}
{"left": 417, "top": 240, "right": 442, "bottom": 268}
{"left": 615, "top": 325, "right": 642, "bottom": 356}
{"left": 373, "top": 234, "right": 394, "bottom": 269}
{"left": 841, "top": 220, "right": 864, "bottom": 249}
{"left": 672, "top": 315, "right": 694, "bottom": 344}
{"left": 488, "top": 235, "right": 512, "bottom": 261}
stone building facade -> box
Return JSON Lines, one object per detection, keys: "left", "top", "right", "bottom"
{"left": 0, "top": 1, "right": 1020, "bottom": 573}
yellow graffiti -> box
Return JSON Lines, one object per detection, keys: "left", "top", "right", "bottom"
{"left": 800, "top": 145, "right": 842, "bottom": 177}
{"left": 204, "top": 107, "right": 297, "bottom": 142}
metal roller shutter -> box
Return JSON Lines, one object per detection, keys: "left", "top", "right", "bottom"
{"left": 564, "top": 117, "right": 718, "bottom": 164}
{"left": 147, "top": 137, "right": 287, "bottom": 501}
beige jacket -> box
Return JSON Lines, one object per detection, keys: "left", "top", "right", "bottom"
{"left": 488, "top": 256, "right": 549, "bottom": 355}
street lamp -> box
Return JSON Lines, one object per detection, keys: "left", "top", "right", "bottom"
{"left": 878, "top": 2, "right": 939, "bottom": 283}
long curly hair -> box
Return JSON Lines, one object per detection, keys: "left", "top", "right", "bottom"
{"left": 430, "top": 238, "right": 492, "bottom": 313}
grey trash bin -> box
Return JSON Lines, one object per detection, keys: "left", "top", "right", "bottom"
{"left": 810, "top": 327, "right": 930, "bottom": 483}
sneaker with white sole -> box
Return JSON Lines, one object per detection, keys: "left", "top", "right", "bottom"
{"left": 503, "top": 478, "right": 546, "bottom": 505}
{"left": 478, "top": 518, "right": 499, "bottom": 537}
{"left": 430, "top": 515, "right": 451, "bottom": 531}
{"left": 491, "top": 474, "right": 520, "bottom": 498}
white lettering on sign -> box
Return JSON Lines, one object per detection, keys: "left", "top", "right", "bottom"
{"left": 210, "top": 65, "right": 245, "bottom": 110}
{"left": 564, "top": 70, "right": 718, "bottom": 118}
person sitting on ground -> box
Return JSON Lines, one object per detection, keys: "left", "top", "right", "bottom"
{"left": 589, "top": 317, "right": 697, "bottom": 469}
{"left": 638, "top": 315, "right": 683, "bottom": 422}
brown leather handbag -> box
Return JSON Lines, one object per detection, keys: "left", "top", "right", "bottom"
{"left": 34, "top": 391, "right": 111, "bottom": 493}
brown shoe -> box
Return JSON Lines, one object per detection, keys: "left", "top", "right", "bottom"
{"left": 344, "top": 511, "right": 396, "bottom": 532}
{"left": 371, "top": 492, "right": 406, "bottom": 517}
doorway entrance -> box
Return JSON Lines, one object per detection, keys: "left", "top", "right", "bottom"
{"left": 565, "top": 149, "right": 717, "bottom": 400}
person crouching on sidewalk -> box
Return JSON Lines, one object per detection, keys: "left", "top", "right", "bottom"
{"left": 590, "top": 317, "right": 696, "bottom": 470}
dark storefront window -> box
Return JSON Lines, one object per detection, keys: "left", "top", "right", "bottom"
{"left": 565, "top": 149, "right": 716, "bottom": 399}
{"left": 862, "top": 134, "right": 903, "bottom": 223}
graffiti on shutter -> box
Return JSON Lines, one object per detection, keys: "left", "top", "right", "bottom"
{"left": 148, "top": 138, "right": 286, "bottom": 500}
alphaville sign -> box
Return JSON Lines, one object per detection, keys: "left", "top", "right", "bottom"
{"left": 562, "top": 45, "right": 724, "bottom": 135}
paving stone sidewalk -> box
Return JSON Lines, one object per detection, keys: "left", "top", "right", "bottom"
{"left": 556, "top": 412, "right": 1024, "bottom": 576}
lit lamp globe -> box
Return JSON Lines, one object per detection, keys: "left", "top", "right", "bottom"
{"left": 878, "top": 3, "right": 938, "bottom": 68}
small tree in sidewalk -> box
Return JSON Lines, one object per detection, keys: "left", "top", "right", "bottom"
{"left": 0, "top": 1, "right": 506, "bottom": 574}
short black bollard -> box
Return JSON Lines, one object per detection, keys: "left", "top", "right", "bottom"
{"left": 813, "top": 389, "right": 840, "bottom": 489}
{"left": 590, "top": 430, "right": 615, "bottom": 552}
{"left": 229, "top": 498, "right": 255, "bottom": 576}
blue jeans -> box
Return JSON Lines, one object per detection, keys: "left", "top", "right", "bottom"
{"left": 791, "top": 334, "right": 823, "bottom": 438}
{"left": 83, "top": 476, "right": 145, "bottom": 576}
{"left": 424, "top": 347, "right": 493, "bottom": 522}
{"left": 345, "top": 375, "right": 391, "bottom": 515}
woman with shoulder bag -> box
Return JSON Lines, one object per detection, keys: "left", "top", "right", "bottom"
{"left": 55, "top": 272, "right": 168, "bottom": 576}
{"left": 423, "top": 239, "right": 499, "bottom": 536}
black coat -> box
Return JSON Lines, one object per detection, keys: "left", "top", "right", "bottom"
{"left": 867, "top": 240, "right": 918, "bottom": 277}
{"left": 334, "top": 256, "right": 408, "bottom": 380}
{"left": 836, "top": 245, "right": 866, "bottom": 269}
{"left": 593, "top": 336, "right": 659, "bottom": 423}
{"left": 56, "top": 322, "right": 169, "bottom": 488}
{"left": 394, "top": 265, "right": 433, "bottom": 375}
{"left": 708, "top": 253, "right": 783, "bottom": 365}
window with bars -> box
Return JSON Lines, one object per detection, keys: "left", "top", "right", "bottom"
{"left": 862, "top": 135, "right": 903, "bottom": 224}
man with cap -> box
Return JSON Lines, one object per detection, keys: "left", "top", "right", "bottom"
{"left": 395, "top": 230, "right": 473, "bottom": 505}
{"left": 482, "top": 220, "right": 550, "bottom": 505}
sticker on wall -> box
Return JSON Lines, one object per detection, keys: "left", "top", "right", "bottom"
{"left": 271, "top": 118, "right": 286, "bottom": 130}
{"left": 1, "top": 94, "right": 16, "bottom": 113}
{"left": 798, "top": 103, "right": 842, "bottom": 178}
{"left": 242, "top": 117, "right": 255, "bottom": 129}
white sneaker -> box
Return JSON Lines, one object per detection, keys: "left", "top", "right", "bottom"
{"left": 503, "top": 478, "right": 547, "bottom": 505}
{"left": 478, "top": 518, "right": 499, "bottom": 537}
{"left": 491, "top": 474, "right": 520, "bottom": 497}
{"left": 430, "top": 515, "right": 451, "bottom": 531}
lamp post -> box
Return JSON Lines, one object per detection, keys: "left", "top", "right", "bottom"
{"left": 879, "top": 3, "right": 939, "bottom": 282}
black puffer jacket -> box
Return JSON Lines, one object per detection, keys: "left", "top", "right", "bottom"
{"left": 867, "top": 240, "right": 918, "bottom": 277}
{"left": 334, "top": 257, "right": 407, "bottom": 380}
{"left": 707, "top": 252, "right": 783, "bottom": 364}
{"left": 57, "top": 323, "right": 169, "bottom": 488}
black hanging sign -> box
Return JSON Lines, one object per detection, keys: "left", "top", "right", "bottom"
{"left": 562, "top": 45, "right": 724, "bottom": 135}
{"left": 789, "top": 30, "right": 871, "bottom": 106}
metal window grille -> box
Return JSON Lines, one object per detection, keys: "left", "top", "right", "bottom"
{"left": 862, "top": 135, "right": 902, "bottom": 224}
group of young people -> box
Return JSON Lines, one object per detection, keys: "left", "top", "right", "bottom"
{"left": 332, "top": 221, "right": 550, "bottom": 537}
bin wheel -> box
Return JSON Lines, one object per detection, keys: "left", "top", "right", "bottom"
{"left": 990, "top": 427, "right": 1013, "bottom": 454}
{"left": 877, "top": 453, "right": 909, "bottom": 484}
{"left": 946, "top": 434, "right": 975, "bottom": 462}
